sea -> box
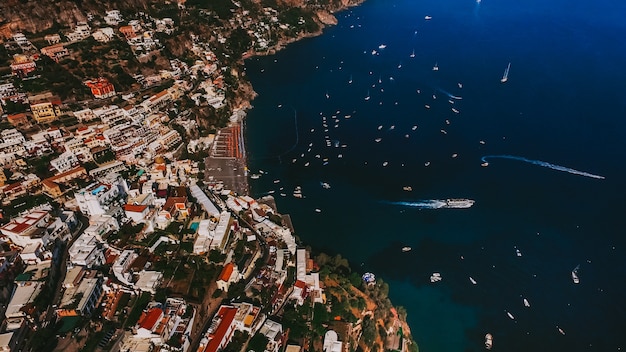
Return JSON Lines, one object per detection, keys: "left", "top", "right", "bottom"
{"left": 243, "top": 0, "right": 626, "bottom": 350}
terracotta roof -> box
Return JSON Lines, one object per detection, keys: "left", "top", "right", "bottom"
{"left": 205, "top": 306, "right": 238, "bottom": 352}
{"left": 218, "top": 263, "right": 234, "bottom": 282}
{"left": 138, "top": 307, "right": 163, "bottom": 331}
{"left": 124, "top": 204, "right": 148, "bottom": 213}
{"left": 294, "top": 280, "right": 306, "bottom": 289}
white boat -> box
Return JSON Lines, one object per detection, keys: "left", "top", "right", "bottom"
{"left": 398, "top": 62, "right": 402, "bottom": 69}
{"left": 458, "top": 82, "right": 463, "bottom": 88}
{"left": 348, "top": 75, "right": 353, "bottom": 84}
{"left": 432, "top": 62, "right": 439, "bottom": 71}
{"left": 506, "top": 311, "right": 515, "bottom": 320}
{"left": 364, "top": 90, "right": 371, "bottom": 101}
{"left": 425, "top": 15, "right": 432, "bottom": 20}
{"left": 320, "top": 182, "right": 331, "bottom": 189}
{"left": 425, "top": 104, "right": 430, "bottom": 109}
{"left": 315, "top": 208, "right": 322, "bottom": 213}
{"left": 481, "top": 162, "right": 489, "bottom": 167}
{"left": 273, "top": 179, "right": 280, "bottom": 184}
{"left": 516, "top": 248, "right": 522, "bottom": 257}
{"left": 430, "top": 272, "right": 442, "bottom": 282}
{"left": 412, "top": 125, "right": 418, "bottom": 130}
{"left": 469, "top": 277, "right": 477, "bottom": 285}
{"left": 557, "top": 326, "right": 566, "bottom": 335}
{"left": 444, "top": 199, "right": 475, "bottom": 208}
{"left": 425, "top": 161, "right": 431, "bottom": 166}
{"left": 523, "top": 298, "right": 530, "bottom": 307}
{"left": 325, "top": 91, "right": 330, "bottom": 99}
{"left": 402, "top": 246, "right": 412, "bottom": 252}
{"left": 452, "top": 108, "right": 460, "bottom": 114}
{"left": 451, "top": 153, "right": 458, "bottom": 158}
{"left": 382, "top": 161, "right": 388, "bottom": 166}
{"left": 410, "top": 49, "right": 416, "bottom": 58}
{"left": 375, "top": 138, "right": 382, "bottom": 142}
{"left": 403, "top": 186, "right": 413, "bottom": 191}
{"left": 378, "top": 44, "right": 387, "bottom": 49}
{"left": 485, "top": 333, "right": 493, "bottom": 350}
{"left": 250, "top": 174, "right": 261, "bottom": 179}
{"left": 371, "top": 49, "right": 377, "bottom": 55}
{"left": 501, "top": 62, "right": 511, "bottom": 83}
{"left": 572, "top": 265, "right": 580, "bottom": 284}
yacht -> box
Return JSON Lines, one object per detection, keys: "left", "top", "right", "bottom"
{"left": 348, "top": 75, "right": 353, "bottom": 84}
{"left": 443, "top": 199, "right": 475, "bottom": 208}
{"left": 382, "top": 161, "right": 389, "bottom": 166}
{"left": 403, "top": 186, "right": 413, "bottom": 191}
{"left": 398, "top": 62, "right": 402, "bottom": 69}
{"left": 430, "top": 272, "right": 442, "bottom": 283}
{"left": 250, "top": 174, "right": 261, "bottom": 179}
{"left": 516, "top": 248, "right": 522, "bottom": 257}
{"left": 469, "top": 276, "right": 477, "bottom": 285}
{"left": 364, "top": 90, "right": 371, "bottom": 101}
{"left": 378, "top": 44, "right": 387, "bottom": 49}
{"left": 412, "top": 125, "right": 418, "bottom": 130}
{"left": 425, "top": 104, "right": 430, "bottom": 109}
{"left": 451, "top": 108, "right": 460, "bottom": 114}
{"left": 315, "top": 208, "right": 322, "bottom": 213}
{"left": 506, "top": 311, "right": 515, "bottom": 320}
{"left": 451, "top": 153, "right": 458, "bottom": 158}
{"left": 458, "top": 82, "right": 463, "bottom": 88}
{"left": 401, "top": 246, "right": 412, "bottom": 252}
{"left": 485, "top": 333, "right": 493, "bottom": 350}
{"left": 410, "top": 49, "right": 416, "bottom": 58}
{"left": 424, "top": 161, "right": 431, "bottom": 167}
{"left": 320, "top": 182, "right": 331, "bottom": 189}
{"left": 293, "top": 186, "right": 303, "bottom": 198}
{"left": 375, "top": 138, "right": 382, "bottom": 142}
{"left": 425, "top": 15, "right": 432, "bottom": 20}
{"left": 371, "top": 49, "right": 377, "bottom": 55}
{"left": 557, "top": 326, "right": 566, "bottom": 335}
{"left": 572, "top": 265, "right": 580, "bottom": 284}
{"left": 501, "top": 62, "right": 511, "bottom": 83}
{"left": 523, "top": 298, "right": 530, "bottom": 307}
{"left": 481, "top": 162, "right": 489, "bottom": 167}
{"left": 432, "top": 62, "right": 439, "bottom": 71}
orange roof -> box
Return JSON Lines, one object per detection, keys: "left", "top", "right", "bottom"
{"left": 124, "top": 204, "right": 148, "bottom": 213}
{"left": 138, "top": 307, "right": 163, "bottom": 331}
{"left": 218, "top": 263, "right": 234, "bottom": 282}
{"left": 149, "top": 90, "right": 169, "bottom": 102}
{"left": 205, "top": 306, "right": 238, "bottom": 352}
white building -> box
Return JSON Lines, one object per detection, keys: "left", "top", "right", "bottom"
{"left": 68, "top": 232, "right": 106, "bottom": 268}
{"left": 92, "top": 27, "right": 116, "bottom": 42}
{"left": 50, "top": 150, "right": 79, "bottom": 173}
{"left": 75, "top": 177, "right": 127, "bottom": 216}
{"left": 193, "top": 212, "right": 231, "bottom": 254}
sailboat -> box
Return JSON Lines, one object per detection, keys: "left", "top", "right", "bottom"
{"left": 410, "top": 49, "right": 415, "bottom": 58}
{"left": 432, "top": 62, "right": 439, "bottom": 71}
{"left": 501, "top": 62, "right": 511, "bottom": 83}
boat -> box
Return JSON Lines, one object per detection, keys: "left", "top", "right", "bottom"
{"left": 481, "top": 162, "right": 489, "bottom": 167}
{"left": 516, "top": 248, "right": 522, "bottom": 257}
{"left": 375, "top": 138, "right": 382, "bottom": 142}
{"left": 432, "top": 62, "right": 439, "bottom": 71}
{"left": 397, "top": 62, "right": 402, "bottom": 69}
{"left": 506, "top": 311, "right": 515, "bottom": 320}
{"left": 403, "top": 186, "right": 413, "bottom": 191}
{"left": 378, "top": 44, "right": 387, "bottom": 49}
{"left": 501, "top": 62, "right": 511, "bottom": 83}
{"left": 410, "top": 49, "right": 416, "bottom": 58}
{"left": 382, "top": 161, "right": 388, "bottom": 166}
{"left": 348, "top": 75, "right": 353, "bottom": 84}
{"left": 364, "top": 90, "right": 371, "bottom": 101}
{"left": 273, "top": 179, "right": 281, "bottom": 184}
{"left": 325, "top": 91, "right": 330, "bottom": 99}
{"left": 557, "top": 326, "right": 566, "bottom": 335}
{"left": 469, "top": 276, "right": 477, "bottom": 285}
{"left": 523, "top": 298, "right": 530, "bottom": 307}
{"left": 425, "top": 15, "right": 432, "bottom": 20}
{"left": 424, "top": 161, "right": 431, "bottom": 166}
{"left": 485, "top": 333, "right": 493, "bottom": 350}
{"left": 458, "top": 82, "right": 463, "bottom": 88}
{"left": 451, "top": 108, "right": 460, "bottom": 114}
{"left": 250, "top": 174, "right": 261, "bottom": 179}
{"left": 315, "top": 208, "right": 322, "bottom": 213}
{"left": 443, "top": 199, "right": 475, "bottom": 208}
{"left": 572, "top": 265, "right": 580, "bottom": 284}
{"left": 430, "top": 273, "right": 442, "bottom": 283}
{"left": 451, "top": 153, "right": 458, "bottom": 158}
{"left": 412, "top": 125, "right": 418, "bottom": 130}
{"left": 402, "top": 246, "right": 412, "bottom": 252}
{"left": 425, "top": 104, "right": 430, "bottom": 109}
{"left": 321, "top": 182, "right": 331, "bottom": 189}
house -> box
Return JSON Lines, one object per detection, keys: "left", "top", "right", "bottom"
{"left": 28, "top": 92, "right": 61, "bottom": 124}
{"left": 216, "top": 263, "right": 240, "bottom": 292}
{"left": 92, "top": 27, "right": 115, "bottom": 42}
{"left": 10, "top": 54, "right": 36, "bottom": 77}
{"left": 40, "top": 44, "right": 69, "bottom": 63}
{"left": 6, "top": 113, "right": 29, "bottom": 128}
{"left": 85, "top": 78, "right": 116, "bottom": 99}
{"left": 58, "top": 273, "right": 104, "bottom": 316}
{"left": 124, "top": 204, "right": 150, "bottom": 224}
{"left": 0, "top": 209, "right": 52, "bottom": 248}
{"left": 198, "top": 305, "right": 238, "bottom": 352}
{"left": 259, "top": 319, "right": 283, "bottom": 352}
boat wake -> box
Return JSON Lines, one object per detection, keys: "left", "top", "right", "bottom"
{"left": 391, "top": 200, "right": 447, "bottom": 209}
{"left": 481, "top": 155, "right": 605, "bottom": 180}
{"left": 437, "top": 88, "right": 463, "bottom": 100}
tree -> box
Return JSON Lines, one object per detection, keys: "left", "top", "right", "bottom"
{"left": 248, "top": 334, "right": 269, "bottom": 352}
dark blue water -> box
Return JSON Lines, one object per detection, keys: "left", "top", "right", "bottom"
{"left": 244, "top": 0, "right": 626, "bottom": 350}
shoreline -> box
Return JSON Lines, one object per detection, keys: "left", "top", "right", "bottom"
{"left": 231, "top": 1, "right": 418, "bottom": 350}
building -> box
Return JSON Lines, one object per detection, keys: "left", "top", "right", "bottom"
{"left": 193, "top": 212, "right": 231, "bottom": 254}
{"left": 124, "top": 204, "right": 150, "bottom": 224}
{"left": 259, "top": 320, "right": 283, "bottom": 352}
{"left": 75, "top": 177, "right": 128, "bottom": 216}
{"left": 85, "top": 78, "right": 116, "bottom": 99}
{"left": 68, "top": 232, "right": 106, "bottom": 268}
{"left": 5, "top": 281, "right": 44, "bottom": 319}
{"left": 92, "top": 27, "right": 115, "bottom": 42}
{"left": 198, "top": 305, "right": 238, "bottom": 352}
{"left": 10, "top": 54, "right": 36, "bottom": 77}
{"left": 40, "top": 43, "right": 69, "bottom": 63}
{"left": 6, "top": 113, "right": 30, "bottom": 128}
{"left": 28, "top": 92, "right": 61, "bottom": 124}
{"left": 50, "top": 150, "right": 79, "bottom": 173}
{"left": 0, "top": 209, "right": 55, "bottom": 248}
{"left": 216, "top": 263, "right": 240, "bottom": 292}
{"left": 58, "top": 274, "right": 104, "bottom": 316}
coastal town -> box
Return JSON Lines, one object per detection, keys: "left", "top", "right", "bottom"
{"left": 0, "top": 0, "right": 417, "bottom": 351}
